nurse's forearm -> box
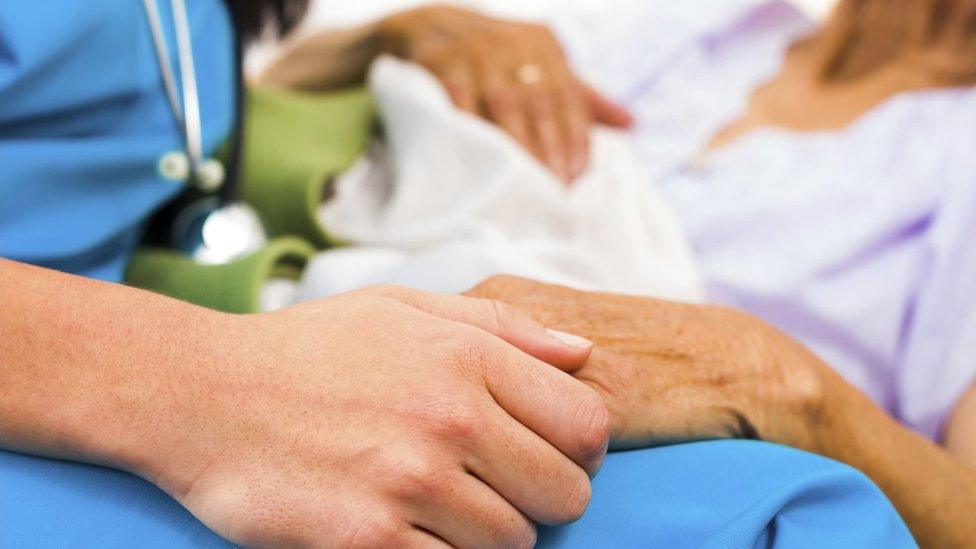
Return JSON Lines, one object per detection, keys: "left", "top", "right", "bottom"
{"left": 0, "top": 259, "right": 223, "bottom": 473}
{"left": 258, "top": 22, "right": 383, "bottom": 91}
{"left": 812, "top": 366, "right": 976, "bottom": 548}
{"left": 0, "top": 260, "right": 610, "bottom": 547}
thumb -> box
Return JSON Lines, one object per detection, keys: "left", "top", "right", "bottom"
{"left": 373, "top": 286, "right": 593, "bottom": 371}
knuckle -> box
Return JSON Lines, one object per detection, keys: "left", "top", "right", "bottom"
{"left": 392, "top": 453, "right": 450, "bottom": 502}
{"left": 486, "top": 87, "right": 518, "bottom": 115}
{"left": 423, "top": 400, "right": 484, "bottom": 443}
{"left": 791, "top": 365, "right": 827, "bottom": 420}
{"left": 553, "top": 85, "right": 582, "bottom": 111}
{"left": 525, "top": 88, "right": 553, "bottom": 112}
{"left": 575, "top": 391, "right": 612, "bottom": 461}
{"left": 440, "top": 408, "right": 482, "bottom": 441}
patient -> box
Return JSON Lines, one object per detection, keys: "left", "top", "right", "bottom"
{"left": 471, "top": 0, "right": 976, "bottom": 546}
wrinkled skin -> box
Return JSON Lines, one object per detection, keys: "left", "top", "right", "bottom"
{"left": 466, "top": 276, "right": 828, "bottom": 453}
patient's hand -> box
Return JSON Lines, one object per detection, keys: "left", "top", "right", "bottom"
{"left": 379, "top": 6, "right": 633, "bottom": 182}
{"left": 466, "top": 276, "right": 828, "bottom": 452}
{"left": 264, "top": 5, "right": 631, "bottom": 181}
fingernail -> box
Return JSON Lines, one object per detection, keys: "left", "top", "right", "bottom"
{"left": 547, "top": 328, "right": 593, "bottom": 349}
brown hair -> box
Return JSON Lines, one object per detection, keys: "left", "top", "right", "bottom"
{"left": 809, "top": 0, "right": 976, "bottom": 85}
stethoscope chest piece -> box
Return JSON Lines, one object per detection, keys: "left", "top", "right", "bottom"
{"left": 144, "top": 0, "right": 268, "bottom": 264}
{"left": 170, "top": 198, "right": 268, "bottom": 265}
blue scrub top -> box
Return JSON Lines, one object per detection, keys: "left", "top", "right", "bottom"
{"left": 0, "top": 0, "right": 235, "bottom": 282}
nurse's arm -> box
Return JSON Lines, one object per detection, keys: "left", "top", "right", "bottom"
{"left": 0, "top": 259, "right": 609, "bottom": 547}
{"left": 467, "top": 275, "right": 976, "bottom": 549}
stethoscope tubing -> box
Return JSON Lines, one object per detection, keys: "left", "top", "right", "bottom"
{"left": 142, "top": 0, "right": 245, "bottom": 202}
{"left": 140, "top": 0, "right": 264, "bottom": 263}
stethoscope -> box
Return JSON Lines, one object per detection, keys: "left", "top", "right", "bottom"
{"left": 142, "top": 0, "right": 268, "bottom": 264}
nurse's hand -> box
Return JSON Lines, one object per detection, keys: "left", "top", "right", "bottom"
{"left": 147, "top": 285, "right": 608, "bottom": 548}
{"left": 465, "top": 276, "right": 828, "bottom": 453}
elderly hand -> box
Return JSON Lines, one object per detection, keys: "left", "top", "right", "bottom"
{"left": 466, "top": 276, "right": 829, "bottom": 453}
{"left": 379, "top": 6, "right": 633, "bottom": 182}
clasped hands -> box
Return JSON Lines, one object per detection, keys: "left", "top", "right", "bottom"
{"left": 466, "top": 276, "right": 830, "bottom": 454}
{"left": 139, "top": 277, "right": 828, "bottom": 548}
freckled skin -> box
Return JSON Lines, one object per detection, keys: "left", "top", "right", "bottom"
{"left": 466, "top": 275, "right": 976, "bottom": 548}
{"left": 467, "top": 276, "right": 821, "bottom": 449}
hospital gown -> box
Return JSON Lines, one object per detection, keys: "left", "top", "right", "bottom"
{"left": 555, "top": 0, "right": 976, "bottom": 441}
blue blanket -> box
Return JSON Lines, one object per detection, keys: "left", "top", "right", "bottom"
{"left": 1, "top": 440, "right": 915, "bottom": 548}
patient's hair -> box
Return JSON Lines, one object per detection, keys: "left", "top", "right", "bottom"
{"left": 809, "top": 0, "right": 976, "bottom": 85}
{"left": 227, "top": 0, "right": 309, "bottom": 42}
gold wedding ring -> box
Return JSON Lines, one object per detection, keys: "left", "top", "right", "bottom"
{"left": 516, "top": 63, "right": 543, "bottom": 85}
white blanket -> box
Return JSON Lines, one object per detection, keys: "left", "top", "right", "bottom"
{"left": 262, "top": 57, "right": 702, "bottom": 309}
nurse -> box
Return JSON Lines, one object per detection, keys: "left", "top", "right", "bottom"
{"left": 0, "top": 1, "right": 911, "bottom": 547}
